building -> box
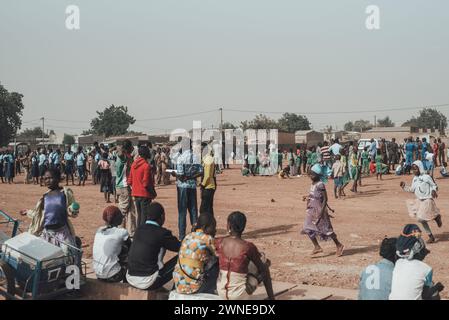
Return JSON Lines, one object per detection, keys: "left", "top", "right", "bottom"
{"left": 78, "top": 134, "right": 105, "bottom": 147}
{"left": 295, "top": 130, "right": 324, "bottom": 146}
{"left": 359, "top": 126, "right": 445, "bottom": 142}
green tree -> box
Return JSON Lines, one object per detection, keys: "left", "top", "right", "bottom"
{"left": 240, "top": 114, "right": 280, "bottom": 130}
{"left": 89, "top": 105, "right": 136, "bottom": 137}
{"left": 0, "top": 83, "right": 24, "bottom": 146}
{"left": 377, "top": 116, "right": 395, "bottom": 127}
{"left": 353, "top": 120, "right": 373, "bottom": 132}
{"left": 63, "top": 134, "right": 76, "bottom": 145}
{"left": 277, "top": 113, "right": 311, "bottom": 132}
{"left": 402, "top": 108, "right": 447, "bottom": 132}
{"left": 17, "top": 127, "right": 49, "bottom": 143}
{"left": 344, "top": 121, "right": 354, "bottom": 131}
{"left": 222, "top": 122, "right": 237, "bottom": 129}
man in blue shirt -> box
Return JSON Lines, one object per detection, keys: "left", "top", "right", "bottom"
{"left": 171, "top": 141, "right": 203, "bottom": 240}
{"left": 76, "top": 146, "right": 86, "bottom": 186}
{"left": 358, "top": 237, "right": 397, "bottom": 300}
{"left": 38, "top": 149, "right": 48, "bottom": 186}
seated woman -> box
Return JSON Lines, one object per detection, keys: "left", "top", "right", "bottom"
{"left": 21, "top": 168, "right": 80, "bottom": 257}
{"left": 173, "top": 213, "right": 218, "bottom": 295}
{"left": 126, "top": 202, "right": 180, "bottom": 290}
{"left": 215, "top": 211, "right": 275, "bottom": 300}
{"left": 93, "top": 206, "right": 131, "bottom": 283}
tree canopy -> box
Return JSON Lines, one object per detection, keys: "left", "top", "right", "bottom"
{"left": 63, "top": 134, "right": 76, "bottom": 145}
{"left": 344, "top": 120, "right": 373, "bottom": 132}
{"left": 0, "top": 83, "right": 24, "bottom": 146}
{"left": 17, "top": 127, "right": 49, "bottom": 143}
{"left": 89, "top": 105, "right": 136, "bottom": 137}
{"left": 277, "top": 113, "right": 311, "bottom": 132}
{"left": 377, "top": 116, "right": 395, "bottom": 127}
{"left": 402, "top": 108, "right": 447, "bottom": 132}
{"left": 239, "top": 113, "right": 310, "bottom": 132}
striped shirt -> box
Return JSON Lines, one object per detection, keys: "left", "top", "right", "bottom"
{"left": 321, "top": 146, "right": 331, "bottom": 161}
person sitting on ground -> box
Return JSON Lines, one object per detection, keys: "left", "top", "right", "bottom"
{"left": 358, "top": 237, "right": 397, "bottom": 300}
{"left": 173, "top": 213, "right": 219, "bottom": 295}
{"left": 241, "top": 159, "right": 250, "bottom": 177}
{"left": 278, "top": 165, "right": 290, "bottom": 179}
{"left": 440, "top": 162, "right": 449, "bottom": 178}
{"left": 126, "top": 202, "right": 180, "bottom": 290}
{"left": 93, "top": 206, "right": 131, "bottom": 283}
{"left": 389, "top": 224, "right": 444, "bottom": 300}
{"left": 215, "top": 211, "right": 275, "bottom": 300}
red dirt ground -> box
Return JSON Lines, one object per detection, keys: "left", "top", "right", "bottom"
{"left": 2, "top": 166, "right": 449, "bottom": 298}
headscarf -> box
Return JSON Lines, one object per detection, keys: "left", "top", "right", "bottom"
{"left": 102, "top": 206, "right": 123, "bottom": 226}
{"left": 311, "top": 163, "right": 330, "bottom": 183}
{"left": 412, "top": 160, "right": 425, "bottom": 175}
{"left": 396, "top": 224, "right": 429, "bottom": 260}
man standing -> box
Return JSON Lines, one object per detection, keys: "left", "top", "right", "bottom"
{"left": 128, "top": 145, "right": 156, "bottom": 228}
{"left": 172, "top": 142, "right": 203, "bottom": 240}
{"left": 116, "top": 140, "right": 137, "bottom": 236}
{"left": 438, "top": 138, "right": 445, "bottom": 167}
{"left": 369, "top": 139, "right": 377, "bottom": 161}
{"left": 200, "top": 143, "right": 216, "bottom": 216}
{"left": 388, "top": 138, "right": 399, "bottom": 171}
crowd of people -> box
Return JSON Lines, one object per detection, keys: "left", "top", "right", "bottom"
{"left": 3, "top": 134, "right": 448, "bottom": 300}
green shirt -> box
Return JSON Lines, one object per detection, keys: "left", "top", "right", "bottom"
{"left": 116, "top": 154, "right": 130, "bottom": 188}
{"left": 375, "top": 154, "right": 382, "bottom": 166}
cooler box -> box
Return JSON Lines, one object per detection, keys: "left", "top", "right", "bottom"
{"left": 1, "top": 232, "right": 65, "bottom": 268}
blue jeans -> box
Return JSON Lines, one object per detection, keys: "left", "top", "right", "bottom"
{"left": 177, "top": 187, "right": 198, "bottom": 240}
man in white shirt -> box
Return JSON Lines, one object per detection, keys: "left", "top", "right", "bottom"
{"left": 389, "top": 224, "right": 444, "bottom": 300}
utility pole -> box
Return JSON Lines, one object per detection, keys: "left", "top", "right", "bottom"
{"left": 40, "top": 117, "right": 45, "bottom": 148}
{"left": 219, "top": 108, "right": 223, "bottom": 132}
{"left": 374, "top": 115, "right": 377, "bottom": 128}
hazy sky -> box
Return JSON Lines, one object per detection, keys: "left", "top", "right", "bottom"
{"left": 1, "top": 0, "right": 448, "bottom": 135}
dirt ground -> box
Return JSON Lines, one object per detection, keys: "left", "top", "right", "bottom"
{"left": 2, "top": 166, "right": 449, "bottom": 298}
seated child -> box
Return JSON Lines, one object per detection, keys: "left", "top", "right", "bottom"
{"left": 278, "top": 166, "right": 290, "bottom": 179}
{"left": 93, "top": 206, "right": 131, "bottom": 282}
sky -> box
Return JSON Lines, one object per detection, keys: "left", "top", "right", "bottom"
{"left": 1, "top": 0, "right": 449, "bottom": 136}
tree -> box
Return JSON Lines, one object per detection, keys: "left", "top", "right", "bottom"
{"left": 344, "top": 121, "right": 354, "bottom": 131}
{"left": 0, "top": 83, "right": 24, "bottom": 146}
{"left": 89, "top": 105, "right": 136, "bottom": 137}
{"left": 377, "top": 116, "right": 394, "bottom": 127}
{"left": 17, "top": 127, "right": 49, "bottom": 143}
{"left": 353, "top": 120, "right": 373, "bottom": 132}
{"left": 63, "top": 134, "right": 76, "bottom": 145}
{"left": 402, "top": 108, "right": 447, "bottom": 132}
{"left": 222, "top": 122, "right": 237, "bottom": 130}
{"left": 277, "top": 113, "right": 311, "bottom": 133}
{"left": 81, "top": 129, "right": 94, "bottom": 136}
{"left": 240, "top": 114, "right": 280, "bottom": 130}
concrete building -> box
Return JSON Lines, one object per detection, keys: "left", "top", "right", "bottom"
{"left": 295, "top": 130, "right": 324, "bottom": 146}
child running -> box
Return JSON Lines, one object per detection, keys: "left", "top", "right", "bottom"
{"left": 400, "top": 160, "right": 443, "bottom": 243}
{"left": 302, "top": 164, "right": 345, "bottom": 256}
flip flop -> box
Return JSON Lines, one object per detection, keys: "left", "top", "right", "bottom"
{"left": 336, "top": 245, "right": 345, "bottom": 257}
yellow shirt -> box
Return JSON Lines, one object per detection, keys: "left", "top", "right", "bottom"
{"left": 201, "top": 154, "right": 216, "bottom": 189}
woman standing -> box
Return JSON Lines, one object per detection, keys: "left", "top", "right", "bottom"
{"left": 400, "top": 160, "right": 442, "bottom": 243}
{"left": 98, "top": 152, "right": 113, "bottom": 203}
{"left": 20, "top": 168, "right": 80, "bottom": 256}
{"left": 302, "top": 164, "right": 345, "bottom": 256}
{"left": 31, "top": 151, "right": 40, "bottom": 185}
{"left": 64, "top": 147, "right": 75, "bottom": 186}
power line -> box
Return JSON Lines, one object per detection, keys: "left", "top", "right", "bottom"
{"left": 224, "top": 103, "right": 449, "bottom": 115}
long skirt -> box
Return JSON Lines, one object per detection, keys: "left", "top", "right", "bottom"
{"left": 41, "top": 225, "right": 79, "bottom": 264}
{"left": 99, "top": 169, "right": 112, "bottom": 193}
{"left": 406, "top": 198, "right": 440, "bottom": 222}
